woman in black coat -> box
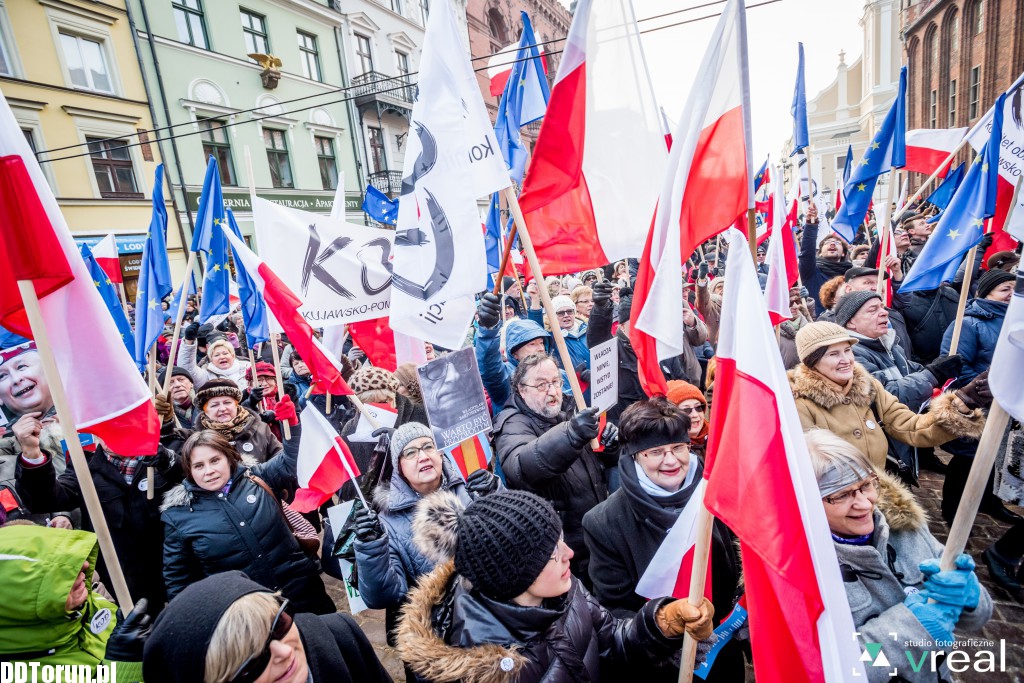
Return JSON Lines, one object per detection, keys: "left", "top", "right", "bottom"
{"left": 160, "top": 429, "right": 335, "bottom": 614}
{"left": 583, "top": 398, "right": 744, "bottom": 682}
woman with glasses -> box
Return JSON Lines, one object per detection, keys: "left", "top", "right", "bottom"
{"left": 666, "top": 380, "right": 709, "bottom": 459}
{"left": 805, "top": 429, "right": 991, "bottom": 679}
{"left": 582, "top": 398, "right": 742, "bottom": 682}
{"left": 142, "top": 571, "right": 391, "bottom": 683}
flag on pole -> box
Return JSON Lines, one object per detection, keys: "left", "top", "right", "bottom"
{"left": 904, "top": 127, "right": 967, "bottom": 177}
{"left": 168, "top": 270, "right": 197, "bottom": 322}
{"left": 990, "top": 264, "right": 1024, "bottom": 422}
{"left": 361, "top": 184, "right": 399, "bottom": 225}
{"left": 764, "top": 167, "right": 796, "bottom": 325}
{"left": 831, "top": 67, "right": 907, "bottom": 242}
{"left": 704, "top": 227, "right": 864, "bottom": 682}
{"left": 225, "top": 208, "right": 269, "bottom": 346}
{"left": 790, "top": 42, "right": 808, "bottom": 155}
{"left": 348, "top": 317, "right": 398, "bottom": 372}
{"left": 901, "top": 93, "right": 1005, "bottom": 293}
{"left": 0, "top": 93, "right": 158, "bottom": 456}
{"left": 631, "top": 0, "right": 751, "bottom": 397}
{"left": 443, "top": 432, "right": 492, "bottom": 480}
{"left": 834, "top": 144, "right": 853, "bottom": 214}
{"left": 293, "top": 403, "right": 361, "bottom": 512}
{"left": 191, "top": 157, "right": 226, "bottom": 254}
{"left": 487, "top": 41, "right": 547, "bottom": 97}
{"left": 198, "top": 218, "right": 231, "bottom": 323}
{"left": 516, "top": 0, "right": 668, "bottom": 275}
{"left": 754, "top": 157, "right": 770, "bottom": 192}
{"left": 494, "top": 11, "right": 550, "bottom": 183}
{"left": 330, "top": 170, "right": 347, "bottom": 221}
{"left": 221, "top": 224, "right": 352, "bottom": 396}
{"left": 923, "top": 161, "right": 965, "bottom": 212}
{"left": 92, "top": 233, "right": 123, "bottom": 284}
{"left": 81, "top": 244, "right": 133, "bottom": 353}
{"left": 133, "top": 164, "right": 174, "bottom": 371}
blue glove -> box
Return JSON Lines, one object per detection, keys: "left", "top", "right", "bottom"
{"left": 904, "top": 591, "right": 957, "bottom": 644}
{"left": 919, "top": 554, "right": 981, "bottom": 611}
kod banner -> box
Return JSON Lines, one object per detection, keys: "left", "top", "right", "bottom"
{"left": 252, "top": 197, "right": 393, "bottom": 326}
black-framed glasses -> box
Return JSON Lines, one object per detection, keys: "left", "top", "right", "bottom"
{"left": 420, "top": 352, "right": 474, "bottom": 381}
{"left": 230, "top": 598, "right": 292, "bottom": 683}
{"left": 520, "top": 379, "right": 561, "bottom": 393}
{"left": 824, "top": 475, "right": 879, "bottom": 506}
{"left": 679, "top": 405, "right": 705, "bottom": 415}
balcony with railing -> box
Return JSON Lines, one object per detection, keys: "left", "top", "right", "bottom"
{"left": 351, "top": 71, "right": 416, "bottom": 117}
{"left": 368, "top": 170, "right": 403, "bottom": 197}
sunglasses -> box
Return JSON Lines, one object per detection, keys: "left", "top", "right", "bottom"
{"left": 230, "top": 598, "right": 293, "bottom": 683}
{"left": 420, "top": 352, "right": 475, "bottom": 381}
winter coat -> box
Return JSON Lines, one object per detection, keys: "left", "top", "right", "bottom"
{"left": 778, "top": 320, "right": 801, "bottom": 369}
{"left": 494, "top": 393, "right": 617, "bottom": 581}
{"left": 798, "top": 222, "right": 852, "bottom": 315}
{"left": 695, "top": 281, "right": 721, "bottom": 346}
{"left": 842, "top": 473, "right": 992, "bottom": 682}
{"left": 397, "top": 559, "right": 681, "bottom": 683}
{"left": 292, "top": 612, "right": 393, "bottom": 683}
{"left": 851, "top": 330, "right": 936, "bottom": 411}
{"left": 0, "top": 416, "right": 70, "bottom": 523}
{"left": 17, "top": 444, "right": 184, "bottom": 612}
{"left": 0, "top": 526, "right": 118, "bottom": 665}
{"left": 286, "top": 372, "right": 312, "bottom": 410}
{"left": 789, "top": 363, "right": 985, "bottom": 470}
{"left": 940, "top": 298, "right": 1007, "bottom": 386}
{"left": 168, "top": 409, "right": 283, "bottom": 466}
{"left": 160, "top": 430, "right": 335, "bottom": 614}
{"left": 526, "top": 309, "right": 590, "bottom": 371}
{"left": 354, "top": 457, "right": 472, "bottom": 610}
{"left": 341, "top": 395, "right": 430, "bottom": 478}
{"left": 582, "top": 455, "right": 743, "bottom": 682}
{"left": 476, "top": 319, "right": 569, "bottom": 412}
{"left": 177, "top": 340, "right": 250, "bottom": 388}
{"left": 819, "top": 305, "right": 916, "bottom": 360}
{"left": 893, "top": 285, "right": 960, "bottom": 363}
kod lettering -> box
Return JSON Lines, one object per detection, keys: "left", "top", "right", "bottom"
{"left": 468, "top": 137, "right": 495, "bottom": 162}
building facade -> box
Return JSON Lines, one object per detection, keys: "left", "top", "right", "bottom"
{"left": 0, "top": 0, "right": 172, "bottom": 296}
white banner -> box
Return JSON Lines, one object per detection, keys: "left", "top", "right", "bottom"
{"left": 589, "top": 338, "right": 619, "bottom": 414}
{"left": 967, "top": 80, "right": 1024, "bottom": 241}
{"left": 252, "top": 198, "right": 393, "bottom": 326}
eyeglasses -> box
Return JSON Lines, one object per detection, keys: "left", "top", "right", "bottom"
{"left": 548, "top": 536, "right": 569, "bottom": 562}
{"left": 679, "top": 405, "right": 705, "bottom": 416}
{"left": 229, "top": 598, "right": 292, "bottom": 683}
{"left": 401, "top": 442, "right": 438, "bottom": 461}
{"left": 420, "top": 352, "right": 475, "bottom": 381}
{"left": 556, "top": 309, "right": 576, "bottom": 317}
{"left": 824, "top": 475, "right": 879, "bottom": 506}
{"left": 638, "top": 443, "right": 690, "bottom": 462}
{"left": 520, "top": 379, "right": 561, "bottom": 393}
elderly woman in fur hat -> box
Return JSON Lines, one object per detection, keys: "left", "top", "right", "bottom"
{"left": 805, "top": 429, "right": 991, "bottom": 682}
{"left": 788, "top": 322, "right": 988, "bottom": 471}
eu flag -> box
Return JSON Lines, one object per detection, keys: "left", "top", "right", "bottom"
{"left": 133, "top": 165, "right": 174, "bottom": 369}
{"left": 484, "top": 192, "right": 502, "bottom": 288}
{"left": 191, "top": 156, "right": 226, "bottom": 254}
{"left": 832, "top": 67, "right": 907, "bottom": 241}
{"left": 924, "top": 161, "right": 966, "bottom": 214}
{"left": 81, "top": 244, "right": 133, "bottom": 354}
{"left": 225, "top": 208, "right": 269, "bottom": 345}
{"left": 900, "top": 93, "right": 1005, "bottom": 293}
{"left": 362, "top": 184, "right": 398, "bottom": 225}
{"left": 754, "top": 157, "right": 770, "bottom": 192}
{"left": 168, "top": 269, "right": 197, "bottom": 322}
{"left": 494, "top": 11, "right": 550, "bottom": 183}
{"left": 790, "top": 43, "right": 808, "bottom": 155}
{"left": 194, "top": 157, "right": 230, "bottom": 322}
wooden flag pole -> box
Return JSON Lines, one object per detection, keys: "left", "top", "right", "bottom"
{"left": 946, "top": 247, "right": 978, "bottom": 356}
{"left": 17, "top": 280, "right": 134, "bottom": 609}
{"left": 874, "top": 174, "right": 896, "bottom": 296}
{"left": 162, "top": 250, "right": 198, "bottom": 395}
{"left": 746, "top": 208, "right": 757, "bottom": 261}
{"left": 269, "top": 333, "right": 291, "bottom": 440}
{"left": 893, "top": 136, "right": 972, "bottom": 225}
{"left": 148, "top": 350, "right": 157, "bottom": 394}
{"left": 491, "top": 224, "right": 519, "bottom": 296}
{"left": 349, "top": 393, "right": 382, "bottom": 430}
{"left": 678, "top": 489, "right": 715, "bottom": 683}
{"left": 504, "top": 187, "right": 597, "bottom": 449}
{"left": 118, "top": 282, "right": 130, "bottom": 315}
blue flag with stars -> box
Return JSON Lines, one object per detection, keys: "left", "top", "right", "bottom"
{"left": 924, "top": 162, "right": 966, "bottom": 214}
{"left": 790, "top": 43, "right": 808, "bottom": 156}
{"left": 225, "top": 208, "right": 269, "bottom": 346}
{"left": 133, "top": 165, "right": 174, "bottom": 369}
{"left": 81, "top": 244, "right": 133, "bottom": 354}
{"left": 484, "top": 192, "right": 503, "bottom": 288}
{"left": 754, "top": 156, "right": 770, "bottom": 192}
{"left": 191, "top": 156, "right": 225, "bottom": 254}
{"left": 198, "top": 223, "right": 231, "bottom": 323}
{"left": 832, "top": 67, "right": 907, "bottom": 242}
{"left": 362, "top": 184, "right": 399, "bottom": 225}
{"left": 900, "top": 93, "right": 1005, "bottom": 293}
{"left": 168, "top": 269, "right": 197, "bottom": 322}
{"left": 494, "top": 11, "right": 550, "bottom": 183}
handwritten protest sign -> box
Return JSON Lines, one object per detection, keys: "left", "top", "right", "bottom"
{"left": 417, "top": 347, "right": 492, "bottom": 452}
{"left": 589, "top": 338, "right": 618, "bottom": 414}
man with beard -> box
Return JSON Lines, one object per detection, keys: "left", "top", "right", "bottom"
{"left": 798, "top": 203, "right": 852, "bottom": 315}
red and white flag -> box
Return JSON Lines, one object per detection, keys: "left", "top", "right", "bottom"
{"left": 487, "top": 42, "right": 547, "bottom": 97}
{"left": 635, "top": 478, "right": 712, "bottom": 601}
{"left": 92, "top": 233, "right": 122, "bottom": 284}
{"left": 904, "top": 127, "right": 967, "bottom": 177}
{"left": 293, "top": 404, "right": 361, "bottom": 512}
{"left": 764, "top": 167, "right": 797, "bottom": 325}
{"left": 0, "top": 92, "right": 158, "bottom": 456}
{"left": 704, "top": 227, "right": 864, "bottom": 682}
{"left": 516, "top": 0, "right": 668, "bottom": 275}
{"left": 221, "top": 225, "right": 352, "bottom": 397}
{"left": 630, "top": 0, "right": 751, "bottom": 396}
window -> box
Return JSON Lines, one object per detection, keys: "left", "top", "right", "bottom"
{"left": 172, "top": 0, "right": 208, "bottom": 49}
{"left": 929, "top": 89, "right": 937, "bottom": 128}
{"left": 22, "top": 128, "right": 36, "bottom": 153}
{"left": 396, "top": 51, "right": 410, "bottom": 80}
{"left": 930, "top": 32, "right": 938, "bottom": 66}
{"left": 198, "top": 118, "right": 237, "bottom": 186}
{"left": 949, "top": 15, "right": 959, "bottom": 54}
{"left": 948, "top": 80, "right": 957, "bottom": 126}
{"left": 355, "top": 34, "right": 373, "bottom": 74}
{"left": 297, "top": 31, "right": 321, "bottom": 81}
{"left": 975, "top": 0, "right": 985, "bottom": 34}
{"left": 368, "top": 126, "right": 386, "bottom": 173}
{"left": 969, "top": 66, "right": 981, "bottom": 119}
{"left": 59, "top": 33, "right": 112, "bottom": 93}
{"left": 0, "top": 19, "right": 12, "bottom": 76}
{"left": 241, "top": 9, "right": 269, "bottom": 57}
{"left": 315, "top": 136, "right": 338, "bottom": 190}
{"left": 391, "top": 0, "right": 403, "bottom": 14}
{"left": 263, "top": 128, "right": 293, "bottom": 188}
{"left": 419, "top": 0, "right": 429, "bottom": 25}
{"left": 87, "top": 137, "right": 141, "bottom": 198}
{"left": 488, "top": 8, "right": 508, "bottom": 44}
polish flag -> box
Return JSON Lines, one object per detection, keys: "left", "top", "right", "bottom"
{"left": 630, "top": 0, "right": 751, "bottom": 397}
{"left": 875, "top": 221, "right": 897, "bottom": 307}
{"left": 516, "top": 0, "right": 668, "bottom": 275}
{"left": 764, "top": 167, "right": 797, "bottom": 325}
{"left": 348, "top": 316, "right": 398, "bottom": 371}
{"left": 92, "top": 233, "right": 122, "bottom": 284}
{"left": 904, "top": 127, "right": 967, "bottom": 177}
{"left": 221, "top": 225, "right": 352, "bottom": 397}
{"left": 635, "top": 478, "right": 713, "bottom": 602}
{"left": 292, "top": 404, "right": 361, "bottom": 512}
{"left": 487, "top": 42, "right": 547, "bottom": 97}
{"left": 704, "top": 227, "right": 864, "bottom": 682}
{"left": 0, "top": 93, "right": 158, "bottom": 456}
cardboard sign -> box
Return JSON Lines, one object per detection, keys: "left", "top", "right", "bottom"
{"left": 348, "top": 404, "right": 398, "bottom": 443}
{"left": 589, "top": 339, "right": 619, "bottom": 414}
{"left": 417, "top": 347, "right": 492, "bottom": 452}
{"left": 326, "top": 502, "right": 368, "bottom": 614}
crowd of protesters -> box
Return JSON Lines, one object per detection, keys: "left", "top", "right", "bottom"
{"left": 0, "top": 194, "right": 1020, "bottom": 683}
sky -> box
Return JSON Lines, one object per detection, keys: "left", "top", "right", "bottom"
{"left": 633, "top": 0, "right": 867, "bottom": 162}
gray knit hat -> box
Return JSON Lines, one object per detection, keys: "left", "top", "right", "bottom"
{"left": 834, "top": 290, "right": 882, "bottom": 328}
{"left": 389, "top": 421, "right": 434, "bottom": 469}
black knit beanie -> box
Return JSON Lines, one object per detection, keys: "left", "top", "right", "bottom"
{"left": 143, "top": 571, "right": 270, "bottom": 683}
{"left": 157, "top": 365, "right": 194, "bottom": 387}
{"left": 455, "top": 490, "right": 563, "bottom": 602}
{"left": 834, "top": 290, "right": 882, "bottom": 328}
{"left": 976, "top": 268, "right": 1015, "bottom": 299}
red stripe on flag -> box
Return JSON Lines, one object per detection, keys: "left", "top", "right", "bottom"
{"left": 630, "top": 213, "right": 668, "bottom": 397}
{"left": 903, "top": 146, "right": 954, "bottom": 177}
{"left": 349, "top": 317, "right": 398, "bottom": 371}
{"left": 672, "top": 545, "right": 713, "bottom": 602}
{"left": 79, "top": 397, "right": 160, "bottom": 458}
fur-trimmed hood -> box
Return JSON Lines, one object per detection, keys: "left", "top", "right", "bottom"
{"left": 788, "top": 363, "right": 876, "bottom": 409}
{"left": 873, "top": 470, "right": 926, "bottom": 532}
{"left": 160, "top": 455, "right": 260, "bottom": 512}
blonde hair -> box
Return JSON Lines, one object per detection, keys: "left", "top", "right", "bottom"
{"left": 358, "top": 388, "right": 395, "bottom": 406}
{"left": 570, "top": 285, "right": 592, "bottom": 304}
{"left": 803, "top": 428, "right": 876, "bottom": 482}
{"left": 206, "top": 339, "right": 236, "bottom": 361}
{"left": 205, "top": 592, "right": 282, "bottom": 683}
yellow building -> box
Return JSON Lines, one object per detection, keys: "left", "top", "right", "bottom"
{"left": 0, "top": 0, "right": 185, "bottom": 297}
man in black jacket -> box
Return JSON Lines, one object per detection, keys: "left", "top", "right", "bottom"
{"left": 798, "top": 203, "right": 852, "bottom": 315}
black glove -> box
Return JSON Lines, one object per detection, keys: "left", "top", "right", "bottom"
{"left": 591, "top": 281, "right": 614, "bottom": 307}
{"left": 956, "top": 370, "right": 992, "bottom": 410}
{"left": 978, "top": 233, "right": 994, "bottom": 252}
{"left": 476, "top": 292, "right": 502, "bottom": 329}
{"left": 249, "top": 386, "right": 265, "bottom": 403}
{"left": 353, "top": 507, "right": 385, "bottom": 543}
{"left": 216, "top": 318, "right": 232, "bottom": 333}
{"left": 259, "top": 410, "right": 276, "bottom": 425}
{"left": 925, "top": 354, "right": 963, "bottom": 385}
{"left": 371, "top": 426, "right": 396, "bottom": 440}
{"left": 697, "top": 261, "right": 709, "bottom": 281}
{"left": 465, "top": 468, "right": 499, "bottom": 497}
{"left": 183, "top": 322, "right": 200, "bottom": 342}
{"left": 567, "top": 406, "right": 601, "bottom": 446}
{"left": 105, "top": 598, "right": 151, "bottom": 663}
{"left": 600, "top": 422, "right": 618, "bottom": 447}
{"left": 574, "top": 362, "right": 591, "bottom": 384}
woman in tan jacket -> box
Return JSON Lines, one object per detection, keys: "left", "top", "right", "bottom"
{"left": 788, "top": 322, "right": 988, "bottom": 470}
